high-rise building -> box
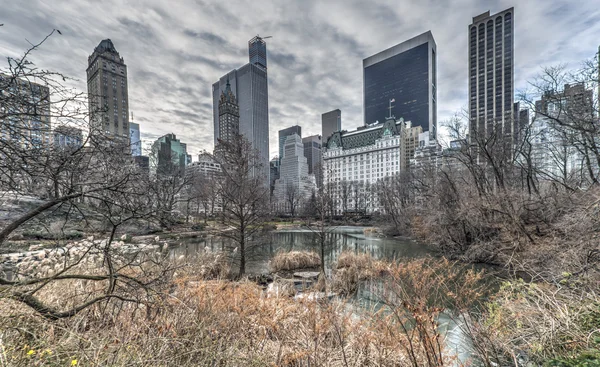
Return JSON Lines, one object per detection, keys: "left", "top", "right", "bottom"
{"left": 302, "top": 134, "right": 322, "bottom": 175}
{"left": 129, "top": 122, "right": 141, "bottom": 156}
{"left": 273, "top": 134, "right": 316, "bottom": 209}
{"left": 0, "top": 74, "right": 51, "bottom": 149}
{"left": 212, "top": 36, "right": 270, "bottom": 188}
{"left": 218, "top": 78, "right": 240, "bottom": 144}
{"left": 363, "top": 31, "right": 437, "bottom": 137}
{"left": 86, "top": 39, "right": 130, "bottom": 140}
{"left": 322, "top": 109, "right": 341, "bottom": 144}
{"left": 249, "top": 35, "right": 268, "bottom": 71}
{"left": 150, "top": 133, "right": 190, "bottom": 175}
{"left": 468, "top": 8, "right": 514, "bottom": 142}
{"left": 278, "top": 126, "right": 301, "bottom": 161}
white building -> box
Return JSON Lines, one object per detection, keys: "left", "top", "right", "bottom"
{"left": 273, "top": 134, "right": 316, "bottom": 212}
{"left": 323, "top": 116, "right": 409, "bottom": 214}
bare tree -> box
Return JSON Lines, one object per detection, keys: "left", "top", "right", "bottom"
{"left": 212, "top": 135, "right": 270, "bottom": 278}
{"left": 283, "top": 182, "right": 302, "bottom": 222}
{"left": 0, "top": 31, "right": 177, "bottom": 319}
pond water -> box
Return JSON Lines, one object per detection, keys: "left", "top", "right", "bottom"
{"left": 170, "top": 226, "right": 480, "bottom": 365}
{"left": 170, "top": 226, "right": 434, "bottom": 274}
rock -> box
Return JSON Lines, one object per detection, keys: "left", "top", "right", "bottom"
{"left": 87, "top": 236, "right": 94, "bottom": 242}
{"left": 293, "top": 271, "right": 321, "bottom": 280}
{"left": 154, "top": 236, "right": 160, "bottom": 242}
{"left": 28, "top": 244, "right": 43, "bottom": 251}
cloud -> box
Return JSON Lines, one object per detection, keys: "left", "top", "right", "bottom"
{"left": 0, "top": 0, "right": 598, "bottom": 159}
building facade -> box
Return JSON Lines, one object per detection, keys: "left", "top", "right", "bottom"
{"left": 323, "top": 116, "right": 409, "bottom": 214}
{"left": 129, "top": 122, "right": 141, "bottom": 156}
{"left": 468, "top": 8, "right": 514, "bottom": 142}
{"left": 0, "top": 74, "right": 51, "bottom": 149}
{"left": 212, "top": 37, "right": 270, "bottom": 189}
{"left": 302, "top": 134, "right": 322, "bottom": 176}
{"left": 273, "top": 134, "right": 316, "bottom": 211}
{"left": 363, "top": 31, "right": 437, "bottom": 138}
{"left": 322, "top": 109, "right": 341, "bottom": 144}
{"left": 53, "top": 125, "right": 83, "bottom": 149}
{"left": 86, "top": 39, "right": 130, "bottom": 140}
{"left": 278, "top": 125, "right": 301, "bottom": 162}
{"left": 530, "top": 83, "right": 596, "bottom": 183}
{"left": 150, "top": 133, "right": 191, "bottom": 175}
{"left": 218, "top": 78, "right": 240, "bottom": 144}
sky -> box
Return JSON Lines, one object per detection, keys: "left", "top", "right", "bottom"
{"left": 1, "top": 0, "right": 600, "bottom": 159}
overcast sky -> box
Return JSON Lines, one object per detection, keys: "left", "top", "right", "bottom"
{"left": 2, "top": 0, "right": 599, "bottom": 158}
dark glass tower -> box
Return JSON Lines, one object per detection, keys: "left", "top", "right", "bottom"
{"left": 322, "top": 109, "right": 341, "bottom": 144}
{"left": 213, "top": 36, "right": 270, "bottom": 189}
{"left": 468, "top": 8, "right": 514, "bottom": 140}
{"left": 249, "top": 35, "right": 268, "bottom": 71}
{"left": 363, "top": 31, "right": 437, "bottom": 138}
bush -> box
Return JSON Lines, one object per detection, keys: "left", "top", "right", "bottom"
{"left": 270, "top": 251, "right": 320, "bottom": 272}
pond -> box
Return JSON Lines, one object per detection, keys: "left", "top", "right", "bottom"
{"left": 170, "top": 226, "right": 434, "bottom": 274}
{"left": 170, "top": 226, "right": 483, "bottom": 365}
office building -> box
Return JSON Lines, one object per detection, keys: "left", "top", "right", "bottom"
{"left": 323, "top": 112, "right": 410, "bottom": 214}
{"left": 53, "top": 125, "right": 83, "bottom": 149}
{"left": 278, "top": 126, "right": 301, "bottom": 161}
{"left": 273, "top": 134, "right": 316, "bottom": 210}
{"left": 322, "top": 109, "right": 341, "bottom": 144}
{"left": 212, "top": 36, "right": 270, "bottom": 188}
{"left": 217, "top": 78, "right": 240, "bottom": 144}
{"left": 150, "top": 133, "right": 191, "bottom": 175}
{"left": 0, "top": 74, "right": 51, "bottom": 149}
{"left": 302, "top": 134, "right": 322, "bottom": 175}
{"left": 86, "top": 39, "right": 130, "bottom": 140}
{"left": 129, "top": 122, "right": 141, "bottom": 156}
{"left": 133, "top": 155, "right": 150, "bottom": 174}
{"left": 468, "top": 8, "right": 514, "bottom": 142}
{"left": 531, "top": 83, "right": 595, "bottom": 182}
{"left": 188, "top": 152, "right": 222, "bottom": 178}
{"left": 363, "top": 31, "right": 437, "bottom": 137}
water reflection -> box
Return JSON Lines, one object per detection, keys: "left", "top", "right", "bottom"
{"left": 170, "top": 227, "right": 433, "bottom": 275}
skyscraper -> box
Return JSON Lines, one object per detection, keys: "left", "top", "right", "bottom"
{"left": 322, "top": 109, "right": 341, "bottom": 144}
{"left": 212, "top": 36, "right": 270, "bottom": 189}
{"left": 302, "top": 134, "right": 322, "bottom": 176}
{"left": 278, "top": 125, "right": 301, "bottom": 161}
{"left": 468, "top": 8, "right": 514, "bottom": 141}
{"left": 363, "top": 31, "right": 437, "bottom": 137}
{"left": 273, "top": 134, "right": 316, "bottom": 208}
{"left": 86, "top": 39, "right": 129, "bottom": 140}
{"left": 218, "top": 78, "right": 240, "bottom": 144}
{"left": 249, "top": 35, "right": 268, "bottom": 71}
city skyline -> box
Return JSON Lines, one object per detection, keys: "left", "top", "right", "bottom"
{"left": 1, "top": 0, "right": 599, "bottom": 158}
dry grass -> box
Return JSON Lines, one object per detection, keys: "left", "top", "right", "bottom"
{"left": 0, "top": 254, "right": 490, "bottom": 367}
{"left": 332, "top": 252, "right": 390, "bottom": 295}
{"left": 270, "top": 250, "right": 320, "bottom": 272}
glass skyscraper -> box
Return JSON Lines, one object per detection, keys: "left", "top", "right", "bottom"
{"left": 363, "top": 31, "right": 437, "bottom": 138}
{"left": 468, "top": 8, "right": 514, "bottom": 141}
{"left": 212, "top": 37, "right": 270, "bottom": 189}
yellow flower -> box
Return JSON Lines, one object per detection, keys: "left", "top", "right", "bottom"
{"left": 27, "top": 350, "right": 35, "bottom": 356}
{"left": 71, "top": 359, "right": 78, "bottom": 366}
